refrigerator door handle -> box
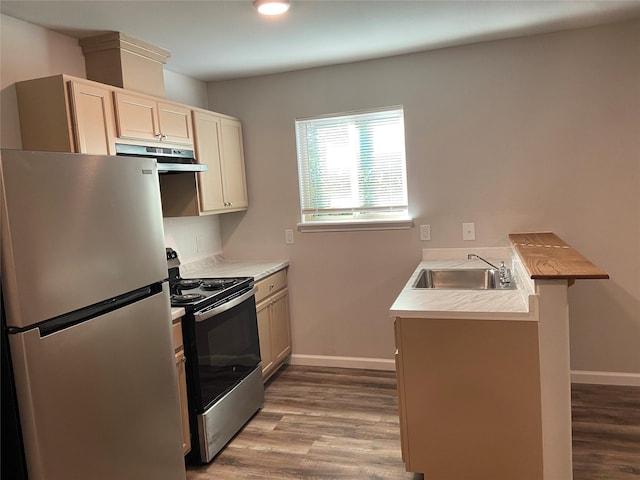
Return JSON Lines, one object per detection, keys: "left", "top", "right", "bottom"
{"left": 36, "top": 283, "right": 164, "bottom": 338}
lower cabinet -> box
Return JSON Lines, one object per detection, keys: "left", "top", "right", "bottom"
{"left": 255, "top": 269, "right": 291, "bottom": 381}
{"left": 172, "top": 318, "right": 191, "bottom": 455}
{"left": 394, "top": 317, "right": 543, "bottom": 479}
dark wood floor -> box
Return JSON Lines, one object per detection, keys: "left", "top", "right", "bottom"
{"left": 186, "top": 365, "right": 640, "bottom": 480}
{"left": 571, "top": 383, "right": 640, "bottom": 479}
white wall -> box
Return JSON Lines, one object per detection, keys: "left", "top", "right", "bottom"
{"left": 207, "top": 21, "right": 640, "bottom": 375}
{"left": 0, "top": 14, "right": 223, "bottom": 263}
{"left": 2, "top": 13, "right": 638, "bottom": 375}
{"left": 1, "top": 14, "right": 86, "bottom": 149}
{"left": 163, "top": 216, "right": 222, "bottom": 264}
{"left": 164, "top": 69, "right": 208, "bottom": 109}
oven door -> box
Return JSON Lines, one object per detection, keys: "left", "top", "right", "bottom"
{"left": 192, "top": 287, "right": 261, "bottom": 411}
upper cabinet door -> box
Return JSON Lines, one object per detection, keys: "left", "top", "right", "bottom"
{"left": 68, "top": 81, "right": 116, "bottom": 155}
{"left": 113, "top": 92, "right": 194, "bottom": 146}
{"left": 190, "top": 111, "right": 249, "bottom": 216}
{"left": 113, "top": 91, "right": 160, "bottom": 142}
{"left": 157, "top": 102, "right": 193, "bottom": 145}
{"left": 193, "top": 110, "right": 225, "bottom": 212}
{"left": 219, "top": 118, "right": 248, "bottom": 209}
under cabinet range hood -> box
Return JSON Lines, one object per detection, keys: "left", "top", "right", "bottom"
{"left": 115, "top": 143, "right": 207, "bottom": 173}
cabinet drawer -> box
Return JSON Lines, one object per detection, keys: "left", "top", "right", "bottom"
{"left": 172, "top": 320, "right": 183, "bottom": 352}
{"left": 255, "top": 269, "right": 287, "bottom": 303}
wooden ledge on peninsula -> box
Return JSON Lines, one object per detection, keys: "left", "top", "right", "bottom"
{"left": 509, "top": 232, "right": 609, "bottom": 282}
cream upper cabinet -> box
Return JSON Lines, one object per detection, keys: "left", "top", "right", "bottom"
{"left": 68, "top": 81, "right": 117, "bottom": 155}
{"left": 15, "top": 74, "right": 249, "bottom": 219}
{"left": 157, "top": 111, "right": 250, "bottom": 217}
{"left": 187, "top": 110, "right": 248, "bottom": 215}
{"left": 218, "top": 117, "right": 248, "bottom": 210}
{"left": 114, "top": 91, "right": 193, "bottom": 146}
{"left": 254, "top": 269, "right": 291, "bottom": 382}
{"left": 15, "top": 74, "right": 116, "bottom": 155}
{"left": 193, "top": 111, "right": 225, "bottom": 212}
{"left": 158, "top": 101, "right": 194, "bottom": 145}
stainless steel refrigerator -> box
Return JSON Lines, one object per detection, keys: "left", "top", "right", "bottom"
{"left": 0, "top": 149, "right": 186, "bottom": 480}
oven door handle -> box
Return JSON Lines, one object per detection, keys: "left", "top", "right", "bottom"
{"left": 194, "top": 286, "right": 257, "bottom": 323}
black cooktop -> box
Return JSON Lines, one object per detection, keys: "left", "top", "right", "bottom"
{"left": 169, "top": 276, "right": 253, "bottom": 310}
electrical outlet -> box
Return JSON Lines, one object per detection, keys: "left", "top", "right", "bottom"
{"left": 419, "top": 224, "right": 431, "bottom": 241}
{"left": 462, "top": 222, "right": 475, "bottom": 241}
{"left": 285, "top": 229, "right": 294, "bottom": 245}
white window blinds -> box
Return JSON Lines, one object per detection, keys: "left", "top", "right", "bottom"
{"left": 295, "top": 106, "right": 408, "bottom": 224}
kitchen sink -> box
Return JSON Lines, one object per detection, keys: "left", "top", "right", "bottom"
{"left": 413, "top": 268, "right": 515, "bottom": 290}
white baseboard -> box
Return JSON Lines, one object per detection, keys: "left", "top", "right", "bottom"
{"left": 288, "top": 357, "right": 640, "bottom": 386}
{"left": 570, "top": 370, "right": 640, "bottom": 386}
{"left": 289, "top": 354, "right": 396, "bottom": 371}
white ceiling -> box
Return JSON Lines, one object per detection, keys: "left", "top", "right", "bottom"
{"left": 2, "top": 0, "right": 640, "bottom": 81}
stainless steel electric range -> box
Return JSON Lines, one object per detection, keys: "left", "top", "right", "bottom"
{"left": 167, "top": 249, "right": 264, "bottom": 463}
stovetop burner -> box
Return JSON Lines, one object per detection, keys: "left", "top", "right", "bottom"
{"left": 166, "top": 250, "right": 254, "bottom": 309}
{"left": 168, "top": 274, "right": 254, "bottom": 309}
{"left": 171, "top": 293, "right": 206, "bottom": 304}
{"left": 175, "top": 279, "right": 202, "bottom": 290}
{"left": 201, "top": 279, "right": 237, "bottom": 290}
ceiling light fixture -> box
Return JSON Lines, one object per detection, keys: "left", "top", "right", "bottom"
{"left": 254, "top": 0, "right": 290, "bottom": 16}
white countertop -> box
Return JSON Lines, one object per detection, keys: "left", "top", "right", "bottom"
{"left": 180, "top": 256, "right": 289, "bottom": 282}
{"left": 171, "top": 307, "right": 185, "bottom": 321}
{"left": 390, "top": 257, "right": 537, "bottom": 321}
{"left": 169, "top": 257, "right": 288, "bottom": 321}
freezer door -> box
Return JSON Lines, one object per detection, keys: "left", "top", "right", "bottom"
{"left": 8, "top": 284, "right": 186, "bottom": 480}
{"left": 1, "top": 149, "right": 167, "bottom": 328}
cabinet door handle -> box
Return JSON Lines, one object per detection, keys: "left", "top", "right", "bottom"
{"left": 161, "top": 133, "right": 168, "bottom": 140}
{"left": 156, "top": 133, "right": 162, "bottom": 140}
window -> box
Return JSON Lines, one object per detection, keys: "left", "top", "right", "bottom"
{"left": 295, "top": 106, "right": 410, "bottom": 230}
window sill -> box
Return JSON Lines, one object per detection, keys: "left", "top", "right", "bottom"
{"left": 297, "top": 218, "right": 414, "bottom": 233}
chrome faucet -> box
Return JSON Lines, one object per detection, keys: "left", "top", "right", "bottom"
{"left": 467, "top": 254, "right": 512, "bottom": 285}
{"left": 467, "top": 253, "right": 499, "bottom": 270}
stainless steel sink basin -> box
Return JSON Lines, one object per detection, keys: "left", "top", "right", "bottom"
{"left": 413, "top": 268, "right": 515, "bottom": 290}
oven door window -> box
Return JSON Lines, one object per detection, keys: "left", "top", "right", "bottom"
{"left": 194, "top": 295, "right": 260, "bottom": 410}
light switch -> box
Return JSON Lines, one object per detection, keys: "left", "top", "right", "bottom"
{"left": 285, "top": 229, "right": 294, "bottom": 244}
{"left": 462, "top": 222, "right": 475, "bottom": 241}
{"left": 419, "top": 225, "right": 431, "bottom": 241}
